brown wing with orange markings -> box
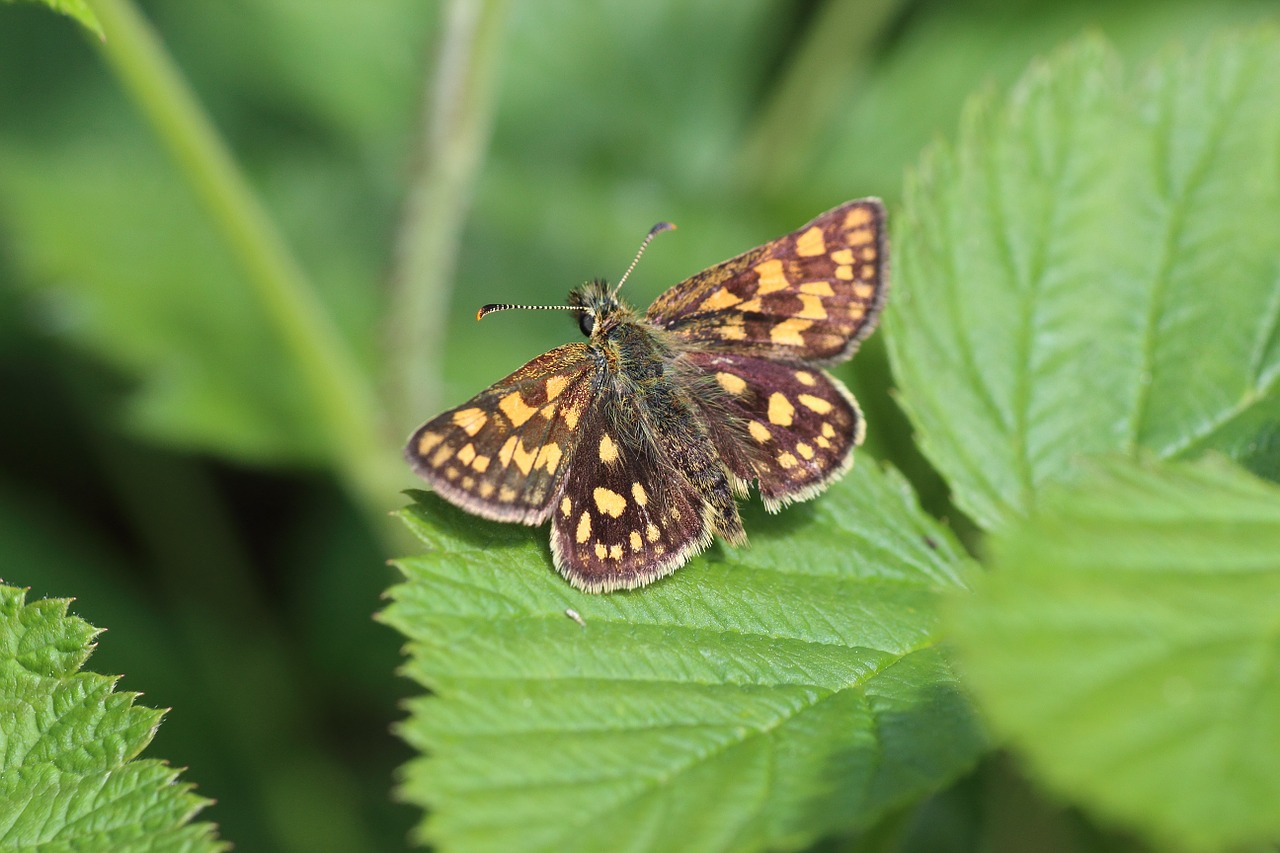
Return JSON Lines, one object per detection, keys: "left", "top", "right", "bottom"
{"left": 684, "top": 351, "right": 863, "bottom": 511}
{"left": 404, "top": 344, "right": 601, "bottom": 525}
{"left": 646, "top": 198, "right": 887, "bottom": 366}
{"left": 548, "top": 399, "right": 715, "bottom": 594}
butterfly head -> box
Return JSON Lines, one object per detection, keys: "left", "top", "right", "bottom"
{"left": 475, "top": 221, "right": 675, "bottom": 338}
{"left": 567, "top": 278, "right": 624, "bottom": 337}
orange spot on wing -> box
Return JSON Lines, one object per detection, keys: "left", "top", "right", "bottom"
{"left": 499, "top": 392, "right": 537, "bottom": 427}
{"left": 768, "top": 393, "right": 795, "bottom": 426}
{"left": 451, "top": 408, "right": 488, "bottom": 436}
{"left": 699, "top": 288, "right": 744, "bottom": 311}
{"left": 753, "top": 259, "right": 789, "bottom": 293}
{"left": 511, "top": 439, "right": 539, "bottom": 474}
{"left": 796, "top": 294, "right": 827, "bottom": 320}
{"left": 770, "top": 317, "right": 813, "bottom": 347}
{"left": 593, "top": 487, "right": 627, "bottom": 518}
{"left": 845, "top": 227, "right": 874, "bottom": 246}
{"left": 544, "top": 376, "right": 568, "bottom": 401}
{"left": 799, "top": 393, "right": 833, "bottom": 414}
{"left": 416, "top": 431, "right": 444, "bottom": 455}
{"left": 799, "top": 281, "right": 835, "bottom": 296}
{"left": 844, "top": 207, "right": 873, "bottom": 229}
{"left": 716, "top": 372, "right": 747, "bottom": 395}
{"left": 796, "top": 226, "right": 827, "bottom": 257}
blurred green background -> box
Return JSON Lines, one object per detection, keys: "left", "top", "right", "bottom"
{"left": 1, "top": 1, "right": 1275, "bottom": 850}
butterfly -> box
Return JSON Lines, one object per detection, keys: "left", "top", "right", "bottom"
{"left": 406, "top": 198, "right": 887, "bottom": 593}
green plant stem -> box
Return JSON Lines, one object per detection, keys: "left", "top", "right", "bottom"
{"left": 388, "top": 0, "right": 510, "bottom": 431}
{"left": 738, "top": 0, "right": 903, "bottom": 195}
{"left": 86, "top": 0, "right": 403, "bottom": 525}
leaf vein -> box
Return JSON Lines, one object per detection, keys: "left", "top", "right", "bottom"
{"left": 511, "top": 649, "right": 918, "bottom": 853}
{"left": 1131, "top": 50, "right": 1252, "bottom": 450}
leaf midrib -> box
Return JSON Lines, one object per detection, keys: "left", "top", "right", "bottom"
{"left": 1129, "top": 51, "right": 1250, "bottom": 456}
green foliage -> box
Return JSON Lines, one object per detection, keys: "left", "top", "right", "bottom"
{"left": 3, "top": 0, "right": 100, "bottom": 38}
{"left": 5, "top": 1, "right": 1280, "bottom": 851}
{"left": 885, "top": 29, "right": 1280, "bottom": 853}
{"left": 383, "top": 461, "right": 983, "bottom": 853}
{"left": 950, "top": 456, "right": 1280, "bottom": 852}
{"left": 888, "top": 33, "right": 1280, "bottom": 530}
{"left": 0, "top": 139, "right": 332, "bottom": 464}
{"left": 0, "top": 585, "right": 224, "bottom": 851}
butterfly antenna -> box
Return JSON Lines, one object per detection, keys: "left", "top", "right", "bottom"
{"left": 476, "top": 302, "right": 584, "bottom": 321}
{"left": 612, "top": 221, "right": 676, "bottom": 297}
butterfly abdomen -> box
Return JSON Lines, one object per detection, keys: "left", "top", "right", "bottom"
{"left": 646, "top": 380, "right": 747, "bottom": 547}
{"left": 595, "top": 319, "right": 747, "bottom": 547}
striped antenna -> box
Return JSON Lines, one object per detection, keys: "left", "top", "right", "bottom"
{"left": 475, "top": 221, "right": 676, "bottom": 321}
{"left": 612, "top": 221, "right": 676, "bottom": 297}
{"left": 476, "top": 302, "right": 581, "bottom": 321}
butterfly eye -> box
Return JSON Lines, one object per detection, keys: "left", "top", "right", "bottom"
{"left": 577, "top": 311, "right": 595, "bottom": 337}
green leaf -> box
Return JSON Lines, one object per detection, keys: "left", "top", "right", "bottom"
{"left": 950, "top": 455, "right": 1280, "bottom": 852}
{"left": 0, "top": 585, "right": 225, "bottom": 852}
{"left": 887, "top": 31, "right": 1280, "bottom": 530}
{"left": 383, "top": 462, "right": 984, "bottom": 853}
{"left": 0, "top": 2, "right": 417, "bottom": 468}
{"left": 2, "top": 0, "right": 102, "bottom": 38}
{"left": 0, "top": 130, "right": 333, "bottom": 465}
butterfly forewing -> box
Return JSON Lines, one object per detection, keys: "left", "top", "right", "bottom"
{"left": 685, "top": 351, "right": 863, "bottom": 510}
{"left": 405, "top": 344, "right": 600, "bottom": 524}
{"left": 646, "top": 199, "right": 886, "bottom": 364}
{"left": 549, "top": 403, "right": 713, "bottom": 593}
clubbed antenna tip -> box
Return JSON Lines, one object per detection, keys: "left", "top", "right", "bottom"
{"left": 476, "top": 302, "right": 579, "bottom": 321}
{"left": 476, "top": 219, "right": 676, "bottom": 318}
{"left": 613, "top": 220, "right": 677, "bottom": 296}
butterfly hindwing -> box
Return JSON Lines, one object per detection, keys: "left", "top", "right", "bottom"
{"left": 684, "top": 351, "right": 863, "bottom": 510}
{"left": 646, "top": 198, "right": 886, "bottom": 364}
{"left": 405, "top": 344, "right": 600, "bottom": 525}
{"left": 549, "top": 402, "right": 714, "bottom": 593}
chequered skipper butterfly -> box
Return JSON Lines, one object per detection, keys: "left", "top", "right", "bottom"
{"left": 406, "top": 198, "right": 887, "bottom": 593}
